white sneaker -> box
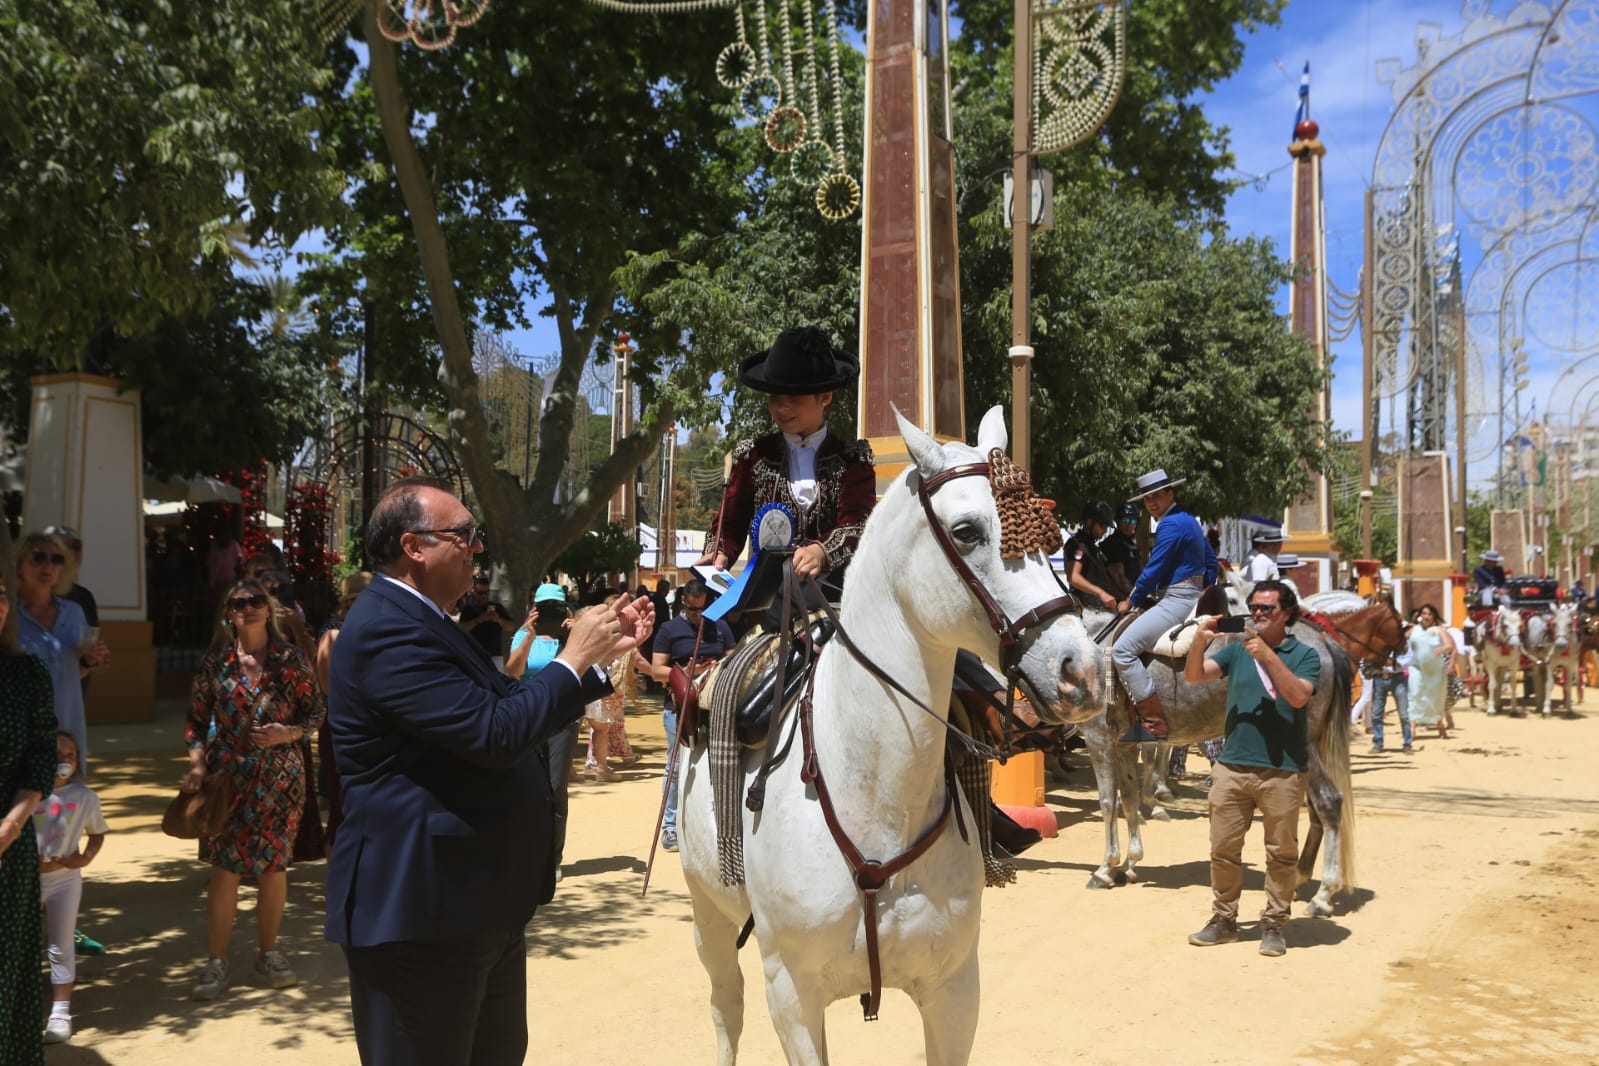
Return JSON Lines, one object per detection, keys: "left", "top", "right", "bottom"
{"left": 255, "top": 949, "right": 298, "bottom": 989}
{"left": 192, "top": 957, "right": 228, "bottom": 1000}
{"left": 43, "top": 1014, "right": 72, "bottom": 1043}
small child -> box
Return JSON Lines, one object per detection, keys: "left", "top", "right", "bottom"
{"left": 34, "top": 731, "right": 108, "bottom": 1045}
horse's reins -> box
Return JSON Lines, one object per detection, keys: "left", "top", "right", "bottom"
{"left": 1307, "top": 602, "right": 1403, "bottom": 666}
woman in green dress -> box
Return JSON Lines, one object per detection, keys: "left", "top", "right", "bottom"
{"left": 0, "top": 567, "right": 61, "bottom": 1065}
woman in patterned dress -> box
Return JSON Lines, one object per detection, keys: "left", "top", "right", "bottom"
{"left": 182, "top": 577, "right": 324, "bottom": 1000}
{"left": 0, "top": 567, "right": 59, "bottom": 1065}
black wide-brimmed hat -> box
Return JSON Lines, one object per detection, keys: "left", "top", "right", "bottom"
{"left": 739, "top": 326, "right": 859, "bottom": 395}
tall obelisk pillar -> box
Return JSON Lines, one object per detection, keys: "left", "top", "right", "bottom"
{"left": 857, "top": 0, "right": 965, "bottom": 484}
{"left": 1283, "top": 97, "right": 1337, "bottom": 595}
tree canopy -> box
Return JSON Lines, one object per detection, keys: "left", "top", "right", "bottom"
{"left": 0, "top": 0, "right": 344, "bottom": 366}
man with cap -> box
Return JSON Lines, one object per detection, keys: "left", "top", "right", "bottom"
{"left": 693, "top": 325, "right": 875, "bottom": 596}
{"left": 1473, "top": 551, "right": 1507, "bottom": 598}
{"left": 1111, "top": 469, "right": 1218, "bottom": 742}
{"left": 1243, "top": 529, "right": 1286, "bottom": 584}
{"left": 1100, "top": 504, "right": 1142, "bottom": 600}
{"left": 1066, "top": 501, "right": 1126, "bottom": 612}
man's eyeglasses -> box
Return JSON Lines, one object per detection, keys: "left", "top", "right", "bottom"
{"left": 29, "top": 550, "right": 66, "bottom": 566}
{"left": 229, "top": 594, "right": 270, "bottom": 611}
{"left": 412, "top": 522, "right": 483, "bottom": 547}
{"left": 681, "top": 603, "right": 705, "bottom": 614}
{"left": 1246, "top": 602, "right": 1281, "bottom": 616}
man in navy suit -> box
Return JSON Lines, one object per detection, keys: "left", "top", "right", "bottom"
{"left": 326, "top": 476, "right": 653, "bottom": 1065}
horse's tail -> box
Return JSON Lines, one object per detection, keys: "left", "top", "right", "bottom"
{"left": 1318, "top": 648, "right": 1357, "bottom": 892}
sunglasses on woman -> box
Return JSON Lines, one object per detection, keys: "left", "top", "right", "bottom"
{"left": 229, "top": 594, "right": 270, "bottom": 611}
{"left": 30, "top": 549, "right": 67, "bottom": 566}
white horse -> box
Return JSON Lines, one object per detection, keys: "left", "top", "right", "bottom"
{"left": 1534, "top": 603, "right": 1580, "bottom": 716}
{"left": 677, "top": 407, "right": 1109, "bottom": 1066}
{"left": 1476, "top": 604, "right": 1523, "bottom": 715}
{"left": 1076, "top": 607, "right": 1358, "bottom": 917}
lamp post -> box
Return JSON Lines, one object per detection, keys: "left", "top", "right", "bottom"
{"left": 1008, "top": 1, "right": 1126, "bottom": 468}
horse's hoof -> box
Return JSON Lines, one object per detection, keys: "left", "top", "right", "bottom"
{"left": 1154, "top": 788, "right": 1176, "bottom": 804}
{"left": 1148, "top": 807, "right": 1171, "bottom": 822}
{"left": 1086, "top": 874, "right": 1113, "bottom": 890}
{"left": 1304, "top": 899, "right": 1333, "bottom": 918}
{"left": 1123, "top": 869, "right": 1140, "bottom": 884}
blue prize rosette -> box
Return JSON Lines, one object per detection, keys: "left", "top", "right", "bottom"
{"left": 704, "top": 503, "right": 797, "bottom": 621}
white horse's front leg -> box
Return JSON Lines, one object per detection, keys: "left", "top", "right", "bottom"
{"left": 762, "top": 956, "right": 829, "bottom": 1066}
{"left": 689, "top": 894, "right": 747, "bottom": 1066}
{"left": 1116, "top": 745, "right": 1146, "bottom": 883}
{"left": 914, "top": 951, "right": 980, "bottom": 1066}
{"left": 1087, "top": 737, "right": 1122, "bottom": 889}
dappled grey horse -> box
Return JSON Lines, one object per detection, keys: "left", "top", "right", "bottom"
{"left": 1079, "top": 607, "right": 1358, "bottom": 918}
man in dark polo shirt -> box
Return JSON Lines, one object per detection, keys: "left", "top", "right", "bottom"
{"left": 457, "top": 574, "right": 517, "bottom": 670}
{"left": 1182, "top": 578, "right": 1321, "bottom": 957}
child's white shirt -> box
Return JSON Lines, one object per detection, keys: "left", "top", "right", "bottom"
{"left": 34, "top": 781, "right": 108, "bottom": 860}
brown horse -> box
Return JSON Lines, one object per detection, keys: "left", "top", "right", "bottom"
{"left": 1298, "top": 593, "right": 1406, "bottom": 671}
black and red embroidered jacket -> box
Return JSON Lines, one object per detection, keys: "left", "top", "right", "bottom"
{"left": 705, "top": 432, "right": 875, "bottom": 573}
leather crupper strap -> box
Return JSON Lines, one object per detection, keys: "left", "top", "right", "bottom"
{"left": 797, "top": 666, "right": 966, "bottom": 1021}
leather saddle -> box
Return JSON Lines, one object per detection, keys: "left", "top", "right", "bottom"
{"left": 1103, "top": 583, "right": 1231, "bottom": 660}
{"left": 693, "top": 615, "right": 836, "bottom": 748}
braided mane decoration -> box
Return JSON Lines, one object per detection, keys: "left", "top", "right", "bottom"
{"left": 988, "top": 448, "right": 1063, "bottom": 560}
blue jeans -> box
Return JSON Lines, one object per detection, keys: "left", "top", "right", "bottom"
{"left": 1371, "top": 676, "right": 1412, "bottom": 749}
{"left": 1112, "top": 583, "right": 1202, "bottom": 702}
{"left": 661, "top": 706, "right": 679, "bottom": 836}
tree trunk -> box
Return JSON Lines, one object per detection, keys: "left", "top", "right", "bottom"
{"left": 362, "top": 0, "right": 668, "bottom": 602}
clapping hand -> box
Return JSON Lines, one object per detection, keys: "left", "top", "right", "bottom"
{"left": 613, "top": 594, "right": 656, "bottom": 653}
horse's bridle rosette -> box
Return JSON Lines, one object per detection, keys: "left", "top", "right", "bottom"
{"left": 987, "top": 448, "right": 1063, "bottom": 560}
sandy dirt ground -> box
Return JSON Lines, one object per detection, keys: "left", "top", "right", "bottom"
{"left": 44, "top": 687, "right": 1599, "bottom": 1065}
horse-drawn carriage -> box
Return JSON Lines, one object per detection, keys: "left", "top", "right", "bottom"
{"left": 1469, "top": 577, "right": 1581, "bottom": 714}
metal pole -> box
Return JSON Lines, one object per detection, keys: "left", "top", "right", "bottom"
{"left": 1009, "top": 0, "right": 1033, "bottom": 470}
{"left": 1455, "top": 298, "right": 1467, "bottom": 574}
{"left": 1362, "top": 190, "right": 1376, "bottom": 496}
{"left": 360, "top": 298, "right": 379, "bottom": 565}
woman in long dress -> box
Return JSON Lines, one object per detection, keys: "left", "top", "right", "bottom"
{"left": 1406, "top": 604, "right": 1451, "bottom": 738}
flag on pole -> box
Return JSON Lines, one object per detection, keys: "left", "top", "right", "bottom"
{"left": 1293, "top": 61, "right": 1310, "bottom": 136}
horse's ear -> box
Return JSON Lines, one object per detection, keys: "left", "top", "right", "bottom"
{"left": 894, "top": 405, "right": 947, "bottom": 478}
{"left": 975, "top": 405, "right": 1008, "bottom": 456}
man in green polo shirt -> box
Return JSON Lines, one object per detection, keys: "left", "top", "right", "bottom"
{"left": 1182, "top": 578, "right": 1320, "bottom": 957}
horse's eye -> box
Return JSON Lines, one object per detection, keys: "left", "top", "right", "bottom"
{"left": 951, "top": 520, "right": 985, "bottom": 548}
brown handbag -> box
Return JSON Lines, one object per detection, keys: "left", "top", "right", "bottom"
{"left": 161, "top": 768, "right": 236, "bottom": 840}
{"left": 164, "top": 686, "right": 256, "bottom": 841}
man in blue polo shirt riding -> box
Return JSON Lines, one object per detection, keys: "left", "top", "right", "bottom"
{"left": 1111, "top": 469, "right": 1218, "bottom": 742}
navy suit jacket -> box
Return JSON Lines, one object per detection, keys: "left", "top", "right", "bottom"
{"left": 324, "top": 575, "right": 610, "bottom": 947}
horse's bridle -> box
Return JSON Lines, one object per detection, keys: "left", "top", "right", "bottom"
{"left": 915, "top": 463, "right": 1080, "bottom": 684}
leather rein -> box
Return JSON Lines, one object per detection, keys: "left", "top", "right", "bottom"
{"left": 1305, "top": 602, "right": 1404, "bottom": 667}
{"left": 784, "top": 460, "right": 1076, "bottom": 1022}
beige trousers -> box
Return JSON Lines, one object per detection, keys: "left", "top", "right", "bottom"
{"left": 1207, "top": 761, "right": 1305, "bottom": 925}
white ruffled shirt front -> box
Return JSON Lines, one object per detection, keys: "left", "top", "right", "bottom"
{"left": 783, "top": 427, "right": 828, "bottom": 513}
